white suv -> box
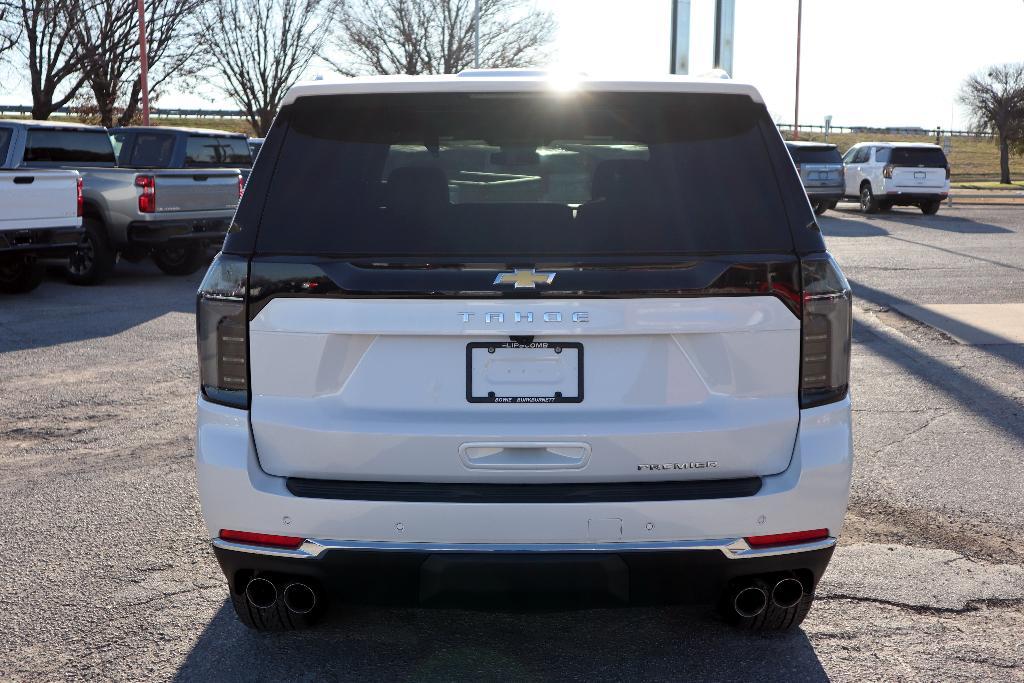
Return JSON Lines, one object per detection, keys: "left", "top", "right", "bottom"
{"left": 195, "top": 71, "right": 853, "bottom": 632}
{"left": 843, "top": 142, "right": 950, "bottom": 214}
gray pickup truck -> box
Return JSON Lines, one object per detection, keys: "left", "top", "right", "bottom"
{"left": 0, "top": 119, "right": 241, "bottom": 284}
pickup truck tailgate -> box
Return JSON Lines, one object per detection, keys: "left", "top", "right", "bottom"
{"left": 153, "top": 172, "right": 239, "bottom": 213}
{"left": 0, "top": 170, "right": 80, "bottom": 232}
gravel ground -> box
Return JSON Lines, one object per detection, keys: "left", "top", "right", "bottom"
{"left": 1, "top": 203, "right": 1022, "bottom": 682}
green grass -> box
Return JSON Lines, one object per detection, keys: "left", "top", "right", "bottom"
{"left": 950, "top": 181, "right": 1024, "bottom": 190}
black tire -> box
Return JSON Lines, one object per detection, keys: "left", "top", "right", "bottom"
{"left": 227, "top": 577, "right": 321, "bottom": 631}
{"left": 825, "top": 200, "right": 838, "bottom": 211}
{"left": 812, "top": 201, "right": 828, "bottom": 216}
{"left": 0, "top": 259, "right": 45, "bottom": 294}
{"left": 721, "top": 580, "right": 815, "bottom": 632}
{"left": 66, "top": 218, "right": 115, "bottom": 285}
{"left": 920, "top": 200, "right": 941, "bottom": 215}
{"left": 152, "top": 243, "right": 206, "bottom": 276}
{"left": 879, "top": 199, "right": 894, "bottom": 212}
{"left": 859, "top": 183, "right": 878, "bottom": 214}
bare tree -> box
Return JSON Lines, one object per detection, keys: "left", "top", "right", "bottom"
{"left": 68, "top": 0, "right": 205, "bottom": 127}
{"left": 328, "top": 0, "right": 554, "bottom": 76}
{"left": 0, "top": 0, "right": 87, "bottom": 119}
{"left": 197, "top": 0, "right": 331, "bottom": 136}
{"left": 0, "top": 3, "right": 19, "bottom": 60}
{"left": 959, "top": 63, "right": 1024, "bottom": 184}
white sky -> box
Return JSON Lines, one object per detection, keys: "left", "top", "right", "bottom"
{"left": 2, "top": 0, "right": 1023, "bottom": 129}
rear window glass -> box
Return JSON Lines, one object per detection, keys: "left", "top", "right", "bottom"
{"left": 0, "top": 127, "right": 12, "bottom": 163}
{"left": 185, "top": 135, "right": 252, "bottom": 167}
{"left": 890, "top": 147, "right": 947, "bottom": 167}
{"left": 24, "top": 129, "right": 116, "bottom": 165}
{"left": 128, "top": 133, "right": 175, "bottom": 167}
{"left": 255, "top": 92, "right": 794, "bottom": 257}
{"left": 787, "top": 145, "right": 840, "bottom": 164}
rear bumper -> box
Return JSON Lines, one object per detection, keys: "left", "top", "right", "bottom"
{"left": 803, "top": 188, "right": 843, "bottom": 200}
{"left": 0, "top": 226, "right": 83, "bottom": 260}
{"left": 195, "top": 395, "right": 852, "bottom": 600}
{"left": 883, "top": 190, "right": 948, "bottom": 201}
{"left": 212, "top": 538, "right": 836, "bottom": 606}
{"left": 126, "top": 217, "right": 230, "bottom": 246}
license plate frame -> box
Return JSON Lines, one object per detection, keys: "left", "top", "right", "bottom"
{"left": 466, "top": 341, "right": 584, "bottom": 404}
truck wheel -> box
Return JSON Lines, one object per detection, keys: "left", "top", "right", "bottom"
{"left": 67, "top": 218, "right": 115, "bottom": 286}
{"left": 228, "top": 578, "right": 320, "bottom": 631}
{"left": 0, "top": 259, "right": 45, "bottom": 294}
{"left": 859, "top": 183, "right": 878, "bottom": 214}
{"left": 920, "top": 200, "right": 941, "bottom": 215}
{"left": 152, "top": 244, "right": 206, "bottom": 276}
{"left": 812, "top": 201, "right": 829, "bottom": 216}
{"left": 879, "top": 200, "right": 893, "bottom": 212}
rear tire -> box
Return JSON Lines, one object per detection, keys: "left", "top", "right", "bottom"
{"left": 0, "top": 259, "right": 45, "bottom": 294}
{"left": 859, "top": 183, "right": 878, "bottom": 214}
{"left": 879, "top": 199, "right": 894, "bottom": 212}
{"left": 227, "top": 578, "right": 320, "bottom": 631}
{"left": 152, "top": 244, "right": 206, "bottom": 276}
{"left": 66, "top": 218, "right": 115, "bottom": 285}
{"left": 722, "top": 584, "right": 815, "bottom": 632}
{"left": 825, "top": 200, "right": 838, "bottom": 211}
{"left": 920, "top": 200, "right": 941, "bottom": 215}
{"left": 812, "top": 201, "right": 829, "bottom": 216}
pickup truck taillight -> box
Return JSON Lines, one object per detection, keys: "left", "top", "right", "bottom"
{"left": 945, "top": 164, "right": 951, "bottom": 180}
{"left": 882, "top": 164, "right": 894, "bottom": 179}
{"left": 238, "top": 174, "right": 245, "bottom": 199}
{"left": 799, "top": 254, "right": 852, "bottom": 409}
{"left": 76, "top": 176, "right": 83, "bottom": 217}
{"left": 197, "top": 254, "right": 249, "bottom": 409}
{"left": 135, "top": 175, "right": 156, "bottom": 213}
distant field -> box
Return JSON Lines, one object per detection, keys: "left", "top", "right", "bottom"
{"left": 783, "top": 131, "right": 1024, "bottom": 182}
{"left": 9, "top": 112, "right": 1024, "bottom": 182}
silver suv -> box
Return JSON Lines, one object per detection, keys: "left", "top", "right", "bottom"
{"left": 786, "top": 141, "right": 845, "bottom": 215}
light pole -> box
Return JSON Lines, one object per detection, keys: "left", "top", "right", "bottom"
{"left": 793, "top": 0, "right": 802, "bottom": 139}
{"left": 137, "top": 0, "right": 150, "bottom": 125}
{"left": 473, "top": 0, "right": 480, "bottom": 68}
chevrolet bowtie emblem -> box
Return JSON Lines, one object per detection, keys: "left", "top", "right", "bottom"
{"left": 493, "top": 269, "right": 557, "bottom": 289}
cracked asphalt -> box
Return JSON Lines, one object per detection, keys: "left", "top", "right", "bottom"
{"left": 1, "top": 203, "right": 1022, "bottom": 682}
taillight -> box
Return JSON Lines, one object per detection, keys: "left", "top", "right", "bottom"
{"left": 238, "top": 174, "right": 244, "bottom": 199}
{"left": 197, "top": 253, "right": 249, "bottom": 408}
{"left": 882, "top": 164, "right": 894, "bottom": 178}
{"left": 135, "top": 174, "right": 156, "bottom": 213}
{"left": 945, "top": 164, "right": 951, "bottom": 180}
{"left": 76, "top": 176, "right": 83, "bottom": 217}
{"left": 746, "top": 529, "right": 829, "bottom": 548}
{"left": 799, "top": 254, "right": 852, "bottom": 409}
{"left": 219, "top": 529, "right": 304, "bottom": 549}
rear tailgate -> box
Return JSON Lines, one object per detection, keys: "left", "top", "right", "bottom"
{"left": 0, "top": 170, "right": 80, "bottom": 232}
{"left": 888, "top": 147, "right": 948, "bottom": 190}
{"left": 152, "top": 170, "right": 239, "bottom": 213}
{"left": 248, "top": 293, "right": 800, "bottom": 482}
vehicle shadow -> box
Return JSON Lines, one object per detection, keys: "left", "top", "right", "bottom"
{"left": 877, "top": 210, "right": 1012, "bottom": 234}
{"left": 174, "top": 600, "right": 828, "bottom": 682}
{"left": 0, "top": 261, "right": 200, "bottom": 353}
{"left": 817, "top": 214, "right": 890, "bottom": 238}
{"left": 850, "top": 278, "right": 1024, "bottom": 442}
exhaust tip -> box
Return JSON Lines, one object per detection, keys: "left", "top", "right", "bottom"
{"left": 283, "top": 582, "right": 317, "bottom": 614}
{"left": 771, "top": 577, "right": 804, "bottom": 609}
{"left": 245, "top": 577, "right": 278, "bottom": 609}
{"left": 733, "top": 583, "right": 768, "bottom": 618}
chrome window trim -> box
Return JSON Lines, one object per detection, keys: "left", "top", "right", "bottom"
{"left": 212, "top": 536, "right": 836, "bottom": 560}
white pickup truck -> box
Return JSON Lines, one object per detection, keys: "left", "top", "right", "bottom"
{"left": 0, "top": 119, "right": 242, "bottom": 285}
{"left": 0, "top": 155, "right": 82, "bottom": 293}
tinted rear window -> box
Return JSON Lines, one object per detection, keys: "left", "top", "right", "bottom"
{"left": 24, "top": 129, "right": 116, "bottom": 165}
{"left": 254, "top": 92, "right": 794, "bottom": 257}
{"left": 185, "top": 135, "right": 252, "bottom": 167}
{"left": 890, "top": 147, "right": 947, "bottom": 167}
{"left": 128, "top": 133, "right": 175, "bottom": 167}
{"left": 0, "top": 127, "right": 12, "bottom": 163}
{"left": 787, "top": 145, "right": 840, "bottom": 164}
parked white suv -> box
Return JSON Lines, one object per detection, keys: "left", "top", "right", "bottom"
{"left": 195, "top": 71, "right": 854, "bottom": 632}
{"left": 843, "top": 142, "right": 950, "bottom": 214}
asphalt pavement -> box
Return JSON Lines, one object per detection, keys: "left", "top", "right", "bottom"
{"left": 1, "top": 203, "right": 1022, "bottom": 682}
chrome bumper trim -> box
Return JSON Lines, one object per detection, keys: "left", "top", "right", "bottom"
{"left": 212, "top": 536, "right": 836, "bottom": 560}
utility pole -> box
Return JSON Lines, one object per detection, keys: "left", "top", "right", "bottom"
{"left": 137, "top": 0, "right": 150, "bottom": 125}
{"left": 473, "top": 0, "right": 480, "bottom": 68}
{"left": 793, "top": 0, "right": 802, "bottom": 139}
